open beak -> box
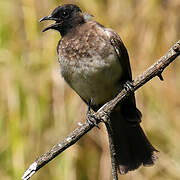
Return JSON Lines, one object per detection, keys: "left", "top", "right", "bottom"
{"left": 39, "top": 15, "right": 62, "bottom": 32}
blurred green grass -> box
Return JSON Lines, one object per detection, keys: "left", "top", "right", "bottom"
{"left": 0, "top": 0, "right": 180, "bottom": 179}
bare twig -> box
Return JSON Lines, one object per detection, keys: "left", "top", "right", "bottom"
{"left": 22, "top": 40, "right": 180, "bottom": 180}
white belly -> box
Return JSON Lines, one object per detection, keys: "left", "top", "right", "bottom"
{"left": 59, "top": 51, "right": 122, "bottom": 106}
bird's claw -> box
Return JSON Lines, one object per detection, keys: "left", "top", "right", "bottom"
{"left": 87, "top": 112, "right": 100, "bottom": 129}
{"left": 124, "top": 81, "right": 134, "bottom": 92}
{"left": 86, "top": 101, "right": 100, "bottom": 129}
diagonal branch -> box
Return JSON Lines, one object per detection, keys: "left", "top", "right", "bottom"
{"left": 22, "top": 40, "right": 180, "bottom": 180}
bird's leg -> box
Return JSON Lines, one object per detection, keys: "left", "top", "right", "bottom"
{"left": 86, "top": 99, "right": 100, "bottom": 129}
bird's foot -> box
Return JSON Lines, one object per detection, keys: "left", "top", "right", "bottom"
{"left": 86, "top": 101, "right": 100, "bottom": 129}
{"left": 124, "top": 81, "right": 134, "bottom": 92}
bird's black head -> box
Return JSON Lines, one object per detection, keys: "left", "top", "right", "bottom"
{"left": 40, "top": 4, "right": 84, "bottom": 36}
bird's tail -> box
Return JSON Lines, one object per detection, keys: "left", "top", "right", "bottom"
{"left": 105, "top": 105, "right": 158, "bottom": 174}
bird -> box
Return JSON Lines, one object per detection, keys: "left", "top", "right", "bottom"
{"left": 40, "top": 4, "right": 157, "bottom": 174}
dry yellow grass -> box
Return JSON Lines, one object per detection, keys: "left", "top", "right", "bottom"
{"left": 0, "top": 0, "right": 180, "bottom": 179}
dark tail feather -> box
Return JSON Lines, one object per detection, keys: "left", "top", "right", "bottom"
{"left": 105, "top": 107, "right": 158, "bottom": 174}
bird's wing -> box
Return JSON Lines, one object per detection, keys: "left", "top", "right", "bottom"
{"left": 104, "top": 28, "right": 133, "bottom": 81}
{"left": 104, "top": 28, "right": 142, "bottom": 120}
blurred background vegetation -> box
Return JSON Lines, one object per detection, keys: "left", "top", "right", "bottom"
{"left": 0, "top": 0, "right": 180, "bottom": 179}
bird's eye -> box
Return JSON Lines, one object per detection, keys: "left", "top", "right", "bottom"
{"left": 62, "top": 11, "right": 69, "bottom": 18}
